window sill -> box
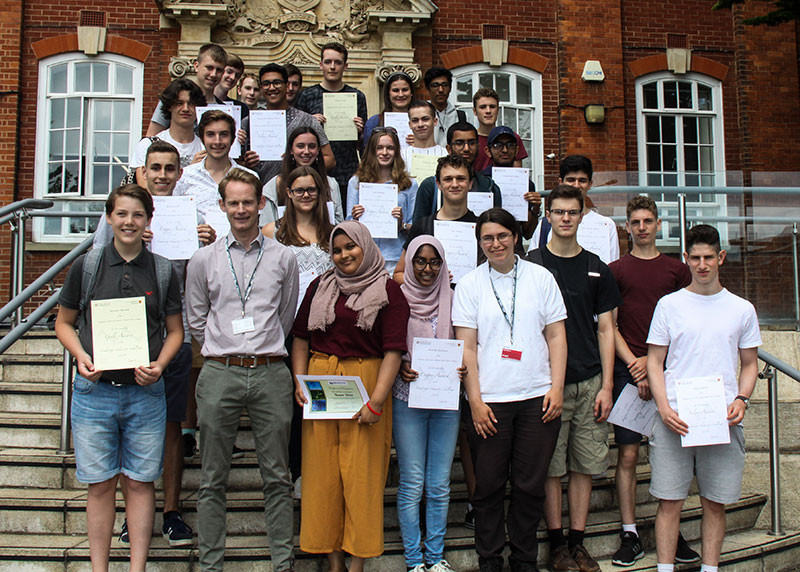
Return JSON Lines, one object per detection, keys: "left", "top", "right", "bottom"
{"left": 25, "top": 241, "right": 86, "bottom": 252}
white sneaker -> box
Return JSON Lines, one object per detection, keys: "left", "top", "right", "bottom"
{"left": 427, "top": 560, "right": 455, "bottom": 572}
{"left": 293, "top": 476, "right": 302, "bottom": 500}
{"left": 408, "top": 565, "right": 426, "bottom": 572}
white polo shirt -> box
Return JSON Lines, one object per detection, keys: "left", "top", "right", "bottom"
{"left": 452, "top": 257, "right": 567, "bottom": 403}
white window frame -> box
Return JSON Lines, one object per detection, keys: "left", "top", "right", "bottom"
{"left": 449, "top": 63, "right": 545, "bottom": 189}
{"left": 635, "top": 71, "right": 727, "bottom": 244}
{"left": 33, "top": 52, "right": 143, "bottom": 243}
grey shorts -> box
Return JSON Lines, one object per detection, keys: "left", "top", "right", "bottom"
{"left": 649, "top": 417, "right": 745, "bottom": 505}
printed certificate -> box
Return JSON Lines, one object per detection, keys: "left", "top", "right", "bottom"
{"left": 323, "top": 93, "right": 358, "bottom": 141}
{"left": 297, "top": 375, "right": 369, "bottom": 419}
{"left": 149, "top": 196, "right": 199, "bottom": 260}
{"left": 91, "top": 296, "right": 150, "bottom": 371}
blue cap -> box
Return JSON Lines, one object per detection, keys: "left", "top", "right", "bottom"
{"left": 487, "top": 126, "right": 516, "bottom": 146}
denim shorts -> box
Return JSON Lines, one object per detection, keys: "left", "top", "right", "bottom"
{"left": 71, "top": 373, "right": 166, "bottom": 484}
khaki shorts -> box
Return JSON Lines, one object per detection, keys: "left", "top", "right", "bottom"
{"left": 548, "top": 373, "right": 610, "bottom": 477}
{"left": 191, "top": 338, "right": 204, "bottom": 369}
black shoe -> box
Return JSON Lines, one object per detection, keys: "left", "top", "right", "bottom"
{"left": 478, "top": 556, "right": 503, "bottom": 572}
{"left": 162, "top": 512, "right": 194, "bottom": 547}
{"left": 675, "top": 533, "right": 700, "bottom": 563}
{"left": 119, "top": 519, "right": 129, "bottom": 544}
{"left": 183, "top": 433, "right": 196, "bottom": 461}
{"left": 232, "top": 445, "right": 246, "bottom": 459}
{"left": 464, "top": 508, "right": 475, "bottom": 530}
{"left": 611, "top": 531, "right": 644, "bottom": 566}
{"left": 509, "top": 555, "right": 540, "bottom": 572}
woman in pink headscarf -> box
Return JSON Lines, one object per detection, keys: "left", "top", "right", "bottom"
{"left": 291, "top": 220, "right": 409, "bottom": 572}
{"left": 393, "top": 235, "right": 463, "bottom": 572}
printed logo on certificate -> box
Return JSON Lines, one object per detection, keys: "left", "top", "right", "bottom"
{"left": 296, "top": 375, "right": 370, "bottom": 419}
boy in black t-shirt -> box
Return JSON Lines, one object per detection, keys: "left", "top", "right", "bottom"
{"left": 525, "top": 184, "right": 621, "bottom": 572}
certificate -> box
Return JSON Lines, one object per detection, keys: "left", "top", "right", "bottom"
{"left": 608, "top": 383, "right": 658, "bottom": 436}
{"left": 408, "top": 338, "right": 464, "bottom": 410}
{"left": 358, "top": 182, "right": 399, "bottom": 239}
{"left": 467, "top": 192, "right": 493, "bottom": 216}
{"left": 203, "top": 209, "right": 230, "bottom": 242}
{"left": 492, "top": 167, "right": 530, "bottom": 220}
{"left": 90, "top": 297, "right": 150, "bottom": 371}
{"left": 277, "top": 201, "right": 336, "bottom": 224}
{"left": 149, "top": 196, "right": 199, "bottom": 260}
{"left": 196, "top": 104, "right": 242, "bottom": 158}
{"left": 675, "top": 375, "right": 731, "bottom": 447}
{"left": 384, "top": 112, "right": 413, "bottom": 151}
{"left": 410, "top": 154, "right": 440, "bottom": 181}
{"left": 323, "top": 93, "right": 358, "bottom": 141}
{"left": 296, "top": 269, "right": 317, "bottom": 315}
{"left": 296, "top": 375, "right": 369, "bottom": 419}
{"left": 434, "top": 220, "right": 477, "bottom": 284}
{"left": 249, "top": 110, "right": 286, "bottom": 161}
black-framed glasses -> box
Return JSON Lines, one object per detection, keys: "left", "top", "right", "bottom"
{"left": 261, "top": 79, "right": 285, "bottom": 88}
{"left": 490, "top": 140, "right": 517, "bottom": 151}
{"left": 412, "top": 257, "right": 443, "bottom": 270}
{"left": 479, "top": 232, "right": 514, "bottom": 246}
{"left": 549, "top": 208, "right": 581, "bottom": 217}
{"left": 373, "top": 126, "right": 398, "bottom": 136}
{"left": 428, "top": 81, "right": 450, "bottom": 90}
{"left": 451, "top": 138, "right": 478, "bottom": 148}
{"left": 289, "top": 186, "right": 319, "bottom": 197}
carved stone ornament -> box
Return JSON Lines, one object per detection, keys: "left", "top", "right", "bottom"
{"left": 168, "top": 57, "right": 195, "bottom": 79}
{"left": 375, "top": 62, "right": 421, "bottom": 84}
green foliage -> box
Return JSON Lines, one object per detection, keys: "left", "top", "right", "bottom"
{"left": 712, "top": 0, "right": 800, "bottom": 25}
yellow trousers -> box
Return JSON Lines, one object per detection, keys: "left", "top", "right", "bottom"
{"left": 299, "top": 352, "right": 392, "bottom": 558}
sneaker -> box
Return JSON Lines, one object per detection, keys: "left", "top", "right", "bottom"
{"left": 162, "top": 513, "right": 194, "bottom": 547}
{"left": 408, "top": 565, "right": 427, "bottom": 572}
{"left": 478, "top": 556, "right": 503, "bottom": 572}
{"left": 569, "top": 544, "right": 600, "bottom": 572}
{"left": 428, "top": 560, "right": 455, "bottom": 572}
{"left": 675, "top": 533, "right": 701, "bottom": 563}
{"left": 464, "top": 508, "right": 475, "bottom": 530}
{"left": 232, "top": 445, "right": 246, "bottom": 459}
{"left": 119, "top": 519, "right": 129, "bottom": 544}
{"left": 548, "top": 545, "right": 579, "bottom": 571}
{"left": 183, "top": 433, "right": 196, "bottom": 460}
{"left": 611, "top": 531, "right": 644, "bottom": 566}
{"left": 293, "top": 476, "right": 302, "bottom": 500}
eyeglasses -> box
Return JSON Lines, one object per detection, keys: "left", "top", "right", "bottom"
{"left": 261, "top": 79, "right": 285, "bottom": 88}
{"left": 451, "top": 138, "right": 478, "bottom": 148}
{"left": 428, "top": 81, "right": 450, "bottom": 90}
{"left": 412, "top": 257, "right": 443, "bottom": 270}
{"left": 289, "top": 186, "right": 319, "bottom": 197}
{"left": 549, "top": 209, "right": 581, "bottom": 217}
{"left": 490, "top": 140, "right": 517, "bottom": 151}
{"left": 479, "top": 232, "right": 514, "bottom": 246}
{"left": 373, "top": 126, "right": 398, "bottom": 135}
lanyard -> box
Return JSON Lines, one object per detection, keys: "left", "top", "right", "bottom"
{"left": 489, "top": 261, "right": 517, "bottom": 345}
{"left": 225, "top": 237, "right": 264, "bottom": 317}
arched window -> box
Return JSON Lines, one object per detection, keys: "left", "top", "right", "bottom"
{"left": 635, "top": 72, "right": 726, "bottom": 242}
{"left": 33, "top": 53, "right": 143, "bottom": 242}
{"left": 450, "top": 64, "right": 544, "bottom": 187}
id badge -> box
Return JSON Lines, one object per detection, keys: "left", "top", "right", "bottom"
{"left": 501, "top": 347, "right": 523, "bottom": 361}
{"left": 232, "top": 316, "right": 255, "bottom": 334}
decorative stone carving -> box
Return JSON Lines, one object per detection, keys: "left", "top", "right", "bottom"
{"left": 168, "top": 57, "right": 194, "bottom": 78}
{"left": 375, "top": 62, "right": 421, "bottom": 84}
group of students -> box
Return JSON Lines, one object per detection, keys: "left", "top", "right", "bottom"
{"left": 54, "top": 39, "right": 763, "bottom": 572}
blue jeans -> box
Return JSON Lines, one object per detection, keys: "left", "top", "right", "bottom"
{"left": 392, "top": 397, "right": 461, "bottom": 567}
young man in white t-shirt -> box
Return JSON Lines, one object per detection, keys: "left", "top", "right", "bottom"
{"left": 130, "top": 79, "right": 207, "bottom": 186}
{"left": 528, "top": 155, "right": 620, "bottom": 264}
{"left": 647, "top": 224, "right": 761, "bottom": 572}
{"left": 402, "top": 100, "right": 447, "bottom": 177}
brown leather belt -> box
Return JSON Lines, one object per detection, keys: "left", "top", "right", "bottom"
{"left": 206, "top": 355, "right": 283, "bottom": 368}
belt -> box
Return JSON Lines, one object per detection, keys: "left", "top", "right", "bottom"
{"left": 206, "top": 355, "right": 283, "bottom": 368}
{"left": 98, "top": 377, "right": 135, "bottom": 387}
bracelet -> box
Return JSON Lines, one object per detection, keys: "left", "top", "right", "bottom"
{"left": 366, "top": 401, "right": 382, "bottom": 416}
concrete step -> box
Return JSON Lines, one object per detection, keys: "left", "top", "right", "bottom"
{"left": 0, "top": 382, "right": 63, "bottom": 414}
{"left": 0, "top": 330, "right": 63, "bottom": 358}
{"left": 0, "top": 494, "right": 771, "bottom": 571}
{"left": 0, "top": 354, "right": 64, "bottom": 384}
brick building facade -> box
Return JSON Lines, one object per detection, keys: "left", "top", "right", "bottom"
{"left": 1, "top": 0, "right": 798, "bottom": 322}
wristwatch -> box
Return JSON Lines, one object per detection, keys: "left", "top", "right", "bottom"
{"left": 735, "top": 395, "right": 750, "bottom": 409}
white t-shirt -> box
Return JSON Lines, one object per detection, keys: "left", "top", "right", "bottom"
{"left": 647, "top": 287, "right": 762, "bottom": 411}
{"left": 528, "top": 209, "right": 620, "bottom": 264}
{"left": 452, "top": 257, "right": 567, "bottom": 403}
{"left": 129, "top": 131, "right": 205, "bottom": 169}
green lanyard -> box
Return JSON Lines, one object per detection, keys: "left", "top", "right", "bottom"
{"left": 489, "top": 261, "right": 517, "bottom": 345}
{"left": 225, "top": 237, "right": 264, "bottom": 318}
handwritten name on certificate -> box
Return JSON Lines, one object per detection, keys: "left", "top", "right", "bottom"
{"left": 249, "top": 110, "right": 287, "bottom": 161}
{"left": 467, "top": 192, "right": 493, "bottom": 216}
{"left": 408, "top": 338, "right": 464, "bottom": 410}
{"left": 675, "top": 375, "right": 731, "bottom": 448}
{"left": 358, "top": 182, "right": 399, "bottom": 239}
{"left": 323, "top": 93, "right": 358, "bottom": 141}
{"left": 608, "top": 383, "right": 658, "bottom": 436}
{"left": 150, "top": 196, "right": 199, "bottom": 261}
{"left": 197, "top": 104, "right": 241, "bottom": 158}
{"left": 296, "top": 375, "right": 369, "bottom": 419}
{"left": 384, "top": 112, "right": 413, "bottom": 151}
{"left": 434, "top": 220, "right": 477, "bottom": 284}
{"left": 91, "top": 297, "right": 150, "bottom": 371}
{"left": 492, "top": 167, "right": 530, "bottom": 221}
{"left": 410, "top": 154, "right": 439, "bottom": 182}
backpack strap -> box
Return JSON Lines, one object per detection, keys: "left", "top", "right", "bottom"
{"left": 538, "top": 218, "right": 551, "bottom": 250}
{"left": 152, "top": 253, "right": 173, "bottom": 323}
{"left": 456, "top": 109, "right": 467, "bottom": 123}
{"left": 76, "top": 248, "right": 104, "bottom": 331}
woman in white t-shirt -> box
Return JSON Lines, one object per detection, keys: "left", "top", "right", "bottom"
{"left": 452, "top": 207, "right": 568, "bottom": 571}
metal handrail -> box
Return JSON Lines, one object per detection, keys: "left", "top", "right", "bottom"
{"left": 0, "top": 198, "right": 54, "bottom": 219}
{"left": 0, "top": 291, "right": 60, "bottom": 354}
